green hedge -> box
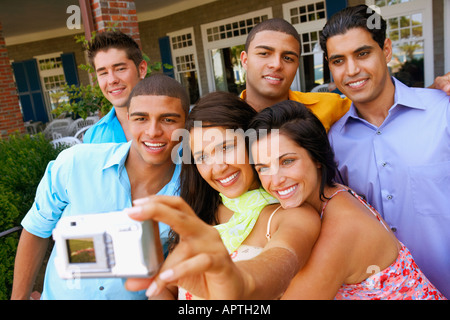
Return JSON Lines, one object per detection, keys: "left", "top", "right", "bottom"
{"left": 0, "top": 133, "right": 65, "bottom": 300}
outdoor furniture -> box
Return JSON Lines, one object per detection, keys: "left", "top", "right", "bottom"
{"left": 74, "top": 125, "right": 92, "bottom": 142}
{"left": 86, "top": 115, "right": 100, "bottom": 123}
{"left": 43, "top": 119, "right": 73, "bottom": 140}
{"left": 50, "top": 136, "right": 81, "bottom": 148}
{"left": 24, "top": 121, "right": 44, "bottom": 135}
{"left": 67, "top": 118, "right": 98, "bottom": 136}
{"left": 311, "top": 83, "right": 331, "bottom": 93}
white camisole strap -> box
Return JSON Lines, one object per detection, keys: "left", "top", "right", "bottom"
{"left": 266, "top": 205, "right": 282, "bottom": 241}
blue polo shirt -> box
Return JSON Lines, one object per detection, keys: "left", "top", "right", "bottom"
{"left": 83, "top": 107, "right": 127, "bottom": 144}
{"left": 22, "top": 142, "right": 180, "bottom": 299}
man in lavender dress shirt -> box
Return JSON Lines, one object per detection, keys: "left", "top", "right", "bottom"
{"left": 322, "top": 5, "right": 449, "bottom": 298}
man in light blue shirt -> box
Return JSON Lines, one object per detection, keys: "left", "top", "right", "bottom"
{"left": 322, "top": 5, "right": 449, "bottom": 298}
{"left": 11, "top": 75, "right": 190, "bottom": 300}
{"left": 83, "top": 31, "right": 147, "bottom": 144}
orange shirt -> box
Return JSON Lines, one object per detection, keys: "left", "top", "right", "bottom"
{"left": 240, "top": 89, "right": 351, "bottom": 132}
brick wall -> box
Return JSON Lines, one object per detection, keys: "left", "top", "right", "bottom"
{"left": 91, "top": 0, "right": 141, "bottom": 47}
{"left": 0, "top": 21, "right": 24, "bottom": 139}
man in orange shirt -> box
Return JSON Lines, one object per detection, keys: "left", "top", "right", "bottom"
{"left": 239, "top": 18, "right": 449, "bottom": 131}
{"left": 239, "top": 18, "right": 351, "bottom": 132}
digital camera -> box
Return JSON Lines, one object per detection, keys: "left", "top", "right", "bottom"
{"left": 52, "top": 211, "right": 163, "bottom": 279}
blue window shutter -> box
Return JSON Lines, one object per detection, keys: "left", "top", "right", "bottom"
{"left": 12, "top": 59, "right": 48, "bottom": 123}
{"left": 325, "top": 0, "right": 347, "bottom": 19}
{"left": 158, "top": 36, "right": 175, "bottom": 78}
{"left": 61, "top": 52, "right": 80, "bottom": 86}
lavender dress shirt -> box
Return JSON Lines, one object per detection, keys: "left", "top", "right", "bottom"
{"left": 329, "top": 77, "right": 450, "bottom": 298}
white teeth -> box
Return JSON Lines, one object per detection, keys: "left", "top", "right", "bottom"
{"left": 265, "top": 76, "right": 281, "bottom": 81}
{"left": 348, "top": 80, "right": 366, "bottom": 87}
{"left": 144, "top": 142, "right": 165, "bottom": 148}
{"left": 219, "top": 172, "right": 238, "bottom": 184}
{"left": 277, "top": 185, "right": 297, "bottom": 196}
{"left": 110, "top": 89, "right": 123, "bottom": 93}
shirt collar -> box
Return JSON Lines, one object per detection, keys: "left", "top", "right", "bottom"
{"left": 103, "top": 141, "right": 132, "bottom": 170}
{"left": 102, "top": 107, "right": 118, "bottom": 124}
{"left": 288, "top": 90, "right": 320, "bottom": 105}
{"left": 391, "top": 77, "right": 427, "bottom": 111}
{"left": 343, "top": 77, "right": 427, "bottom": 125}
{"left": 239, "top": 89, "right": 319, "bottom": 105}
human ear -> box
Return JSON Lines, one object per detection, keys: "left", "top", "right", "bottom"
{"left": 383, "top": 38, "right": 393, "bottom": 63}
{"left": 139, "top": 60, "right": 148, "bottom": 79}
{"left": 240, "top": 51, "right": 248, "bottom": 71}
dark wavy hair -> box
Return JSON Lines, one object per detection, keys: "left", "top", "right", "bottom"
{"left": 169, "top": 91, "right": 257, "bottom": 250}
{"left": 248, "top": 100, "right": 337, "bottom": 201}
{"left": 319, "top": 4, "right": 387, "bottom": 58}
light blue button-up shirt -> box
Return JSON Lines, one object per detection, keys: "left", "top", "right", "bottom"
{"left": 83, "top": 107, "right": 127, "bottom": 144}
{"left": 22, "top": 142, "right": 180, "bottom": 299}
{"left": 329, "top": 77, "right": 450, "bottom": 298}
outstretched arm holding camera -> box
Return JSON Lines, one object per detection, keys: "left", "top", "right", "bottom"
{"left": 125, "top": 195, "right": 319, "bottom": 300}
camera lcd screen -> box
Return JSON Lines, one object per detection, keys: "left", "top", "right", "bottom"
{"left": 66, "top": 238, "right": 97, "bottom": 263}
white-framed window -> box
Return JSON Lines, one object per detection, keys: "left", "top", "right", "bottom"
{"left": 201, "top": 8, "right": 273, "bottom": 93}
{"left": 167, "top": 28, "right": 201, "bottom": 105}
{"left": 283, "top": 0, "right": 329, "bottom": 92}
{"left": 34, "top": 52, "right": 68, "bottom": 119}
{"left": 366, "top": 0, "right": 434, "bottom": 87}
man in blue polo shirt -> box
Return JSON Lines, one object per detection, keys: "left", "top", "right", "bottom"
{"left": 323, "top": 5, "right": 449, "bottom": 298}
{"left": 11, "top": 74, "right": 189, "bottom": 300}
{"left": 83, "top": 31, "right": 147, "bottom": 144}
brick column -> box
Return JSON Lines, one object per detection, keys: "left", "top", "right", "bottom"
{"left": 0, "top": 21, "right": 25, "bottom": 139}
{"left": 90, "top": 0, "right": 141, "bottom": 47}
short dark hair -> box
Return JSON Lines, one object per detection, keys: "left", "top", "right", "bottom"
{"left": 245, "top": 18, "right": 301, "bottom": 52}
{"left": 87, "top": 31, "right": 143, "bottom": 70}
{"left": 127, "top": 74, "right": 190, "bottom": 116}
{"left": 248, "top": 100, "right": 337, "bottom": 201}
{"left": 319, "top": 4, "right": 387, "bottom": 58}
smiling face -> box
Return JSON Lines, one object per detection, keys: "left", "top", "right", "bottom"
{"left": 94, "top": 48, "right": 147, "bottom": 108}
{"left": 190, "top": 126, "right": 259, "bottom": 199}
{"left": 325, "top": 28, "right": 393, "bottom": 111}
{"left": 241, "top": 30, "right": 300, "bottom": 111}
{"left": 128, "top": 95, "right": 185, "bottom": 166}
{"left": 252, "top": 132, "right": 322, "bottom": 209}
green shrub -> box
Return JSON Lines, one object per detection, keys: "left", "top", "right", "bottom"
{"left": 0, "top": 133, "right": 65, "bottom": 299}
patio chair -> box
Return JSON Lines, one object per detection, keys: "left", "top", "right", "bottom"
{"left": 43, "top": 119, "right": 73, "bottom": 140}
{"left": 50, "top": 136, "right": 81, "bottom": 148}
{"left": 311, "top": 83, "right": 331, "bottom": 93}
{"left": 67, "top": 118, "right": 98, "bottom": 136}
{"left": 74, "top": 125, "right": 92, "bottom": 142}
{"left": 86, "top": 115, "right": 100, "bottom": 123}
